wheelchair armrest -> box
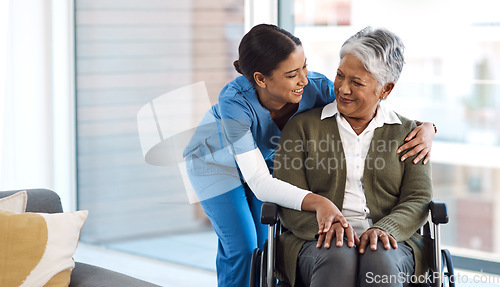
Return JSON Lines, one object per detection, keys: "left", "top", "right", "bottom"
{"left": 430, "top": 200, "right": 449, "bottom": 225}
{"left": 261, "top": 202, "right": 279, "bottom": 225}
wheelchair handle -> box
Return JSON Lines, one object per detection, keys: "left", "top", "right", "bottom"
{"left": 430, "top": 200, "right": 449, "bottom": 225}
{"left": 261, "top": 202, "right": 279, "bottom": 225}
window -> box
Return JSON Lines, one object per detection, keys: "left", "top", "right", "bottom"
{"left": 75, "top": 0, "right": 244, "bottom": 270}
{"left": 292, "top": 0, "right": 500, "bottom": 259}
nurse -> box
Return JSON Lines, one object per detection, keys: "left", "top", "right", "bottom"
{"left": 183, "top": 24, "right": 435, "bottom": 287}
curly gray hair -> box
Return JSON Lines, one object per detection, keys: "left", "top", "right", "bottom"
{"left": 340, "top": 27, "right": 405, "bottom": 88}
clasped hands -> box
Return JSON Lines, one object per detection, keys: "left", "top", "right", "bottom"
{"left": 316, "top": 221, "right": 397, "bottom": 254}
{"left": 315, "top": 200, "right": 397, "bottom": 253}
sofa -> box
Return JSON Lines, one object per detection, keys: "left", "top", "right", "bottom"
{"left": 0, "top": 188, "right": 160, "bottom": 287}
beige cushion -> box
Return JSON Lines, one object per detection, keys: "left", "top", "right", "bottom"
{"left": 0, "top": 209, "right": 88, "bottom": 287}
{"left": 0, "top": 190, "right": 27, "bottom": 214}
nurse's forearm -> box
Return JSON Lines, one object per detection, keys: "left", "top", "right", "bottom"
{"left": 234, "top": 148, "right": 310, "bottom": 210}
{"left": 301, "top": 193, "right": 332, "bottom": 211}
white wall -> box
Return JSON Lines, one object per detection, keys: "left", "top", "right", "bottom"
{"left": 0, "top": 0, "right": 76, "bottom": 212}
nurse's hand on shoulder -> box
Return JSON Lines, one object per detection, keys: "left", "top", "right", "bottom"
{"left": 397, "top": 122, "right": 436, "bottom": 165}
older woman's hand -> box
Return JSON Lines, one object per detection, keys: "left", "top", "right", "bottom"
{"left": 397, "top": 122, "right": 435, "bottom": 164}
{"left": 358, "top": 228, "right": 397, "bottom": 254}
{"left": 316, "top": 222, "right": 359, "bottom": 249}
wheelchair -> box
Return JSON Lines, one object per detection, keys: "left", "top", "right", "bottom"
{"left": 250, "top": 200, "right": 455, "bottom": 287}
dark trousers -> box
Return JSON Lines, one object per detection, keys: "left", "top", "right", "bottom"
{"left": 296, "top": 240, "right": 415, "bottom": 287}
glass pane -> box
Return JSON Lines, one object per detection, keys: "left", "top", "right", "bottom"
{"left": 293, "top": 0, "right": 500, "bottom": 256}
{"left": 75, "top": 0, "right": 244, "bottom": 270}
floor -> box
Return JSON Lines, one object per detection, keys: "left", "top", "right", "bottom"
{"left": 107, "top": 230, "right": 218, "bottom": 272}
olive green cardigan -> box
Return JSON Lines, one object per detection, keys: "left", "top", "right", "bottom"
{"left": 273, "top": 107, "right": 432, "bottom": 286}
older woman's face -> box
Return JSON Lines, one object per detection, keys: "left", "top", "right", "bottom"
{"left": 334, "top": 53, "right": 387, "bottom": 121}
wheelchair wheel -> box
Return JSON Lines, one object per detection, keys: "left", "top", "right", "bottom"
{"left": 250, "top": 248, "right": 261, "bottom": 287}
{"left": 441, "top": 249, "right": 455, "bottom": 287}
{"left": 260, "top": 241, "right": 268, "bottom": 287}
{"left": 250, "top": 240, "right": 275, "bottom": 287}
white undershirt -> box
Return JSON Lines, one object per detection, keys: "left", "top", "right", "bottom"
{"left": 321, "top": 101, "right": 402, "bottom": 235}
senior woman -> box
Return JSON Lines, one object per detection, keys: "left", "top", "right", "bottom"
{"left": 273, "top": 27, "right": 432, "bottom": 287}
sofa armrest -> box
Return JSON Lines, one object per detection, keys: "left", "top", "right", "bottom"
{"left": 1, "top": 189, "right": 161, "bottom": 286}
{"left": 0, "top": 188, "right": 63, "bottom": 213}
{"left": 70, "top": 262, "right": 161, "bottom": 287}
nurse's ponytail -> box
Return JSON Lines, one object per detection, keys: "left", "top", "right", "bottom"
{"left": 233, "top": 60, "right": 243, "bottom": 74}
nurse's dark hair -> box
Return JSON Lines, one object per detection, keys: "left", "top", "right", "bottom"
{"left": 233, "top": 24, "right": 302, "bottom": 85}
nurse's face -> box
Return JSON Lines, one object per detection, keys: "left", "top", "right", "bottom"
{"left": 256, "top": 45, "right": 309, "bottom": 109}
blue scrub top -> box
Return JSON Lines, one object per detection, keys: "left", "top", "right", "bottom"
{"left": 183, "top": 71, "right": 335, "bottom": 174}
{"left": 217, "top": 71, "right": 335, "bottom": 168}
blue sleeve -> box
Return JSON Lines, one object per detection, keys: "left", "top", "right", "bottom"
{"left": 304, "top": 71, "right": 336, "bottom": 108}
{"left": 218, "top": 90, "right": 258, "bottom": 155}
{"left": 323, "top": 75, "right": 336, "bottom": 103}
